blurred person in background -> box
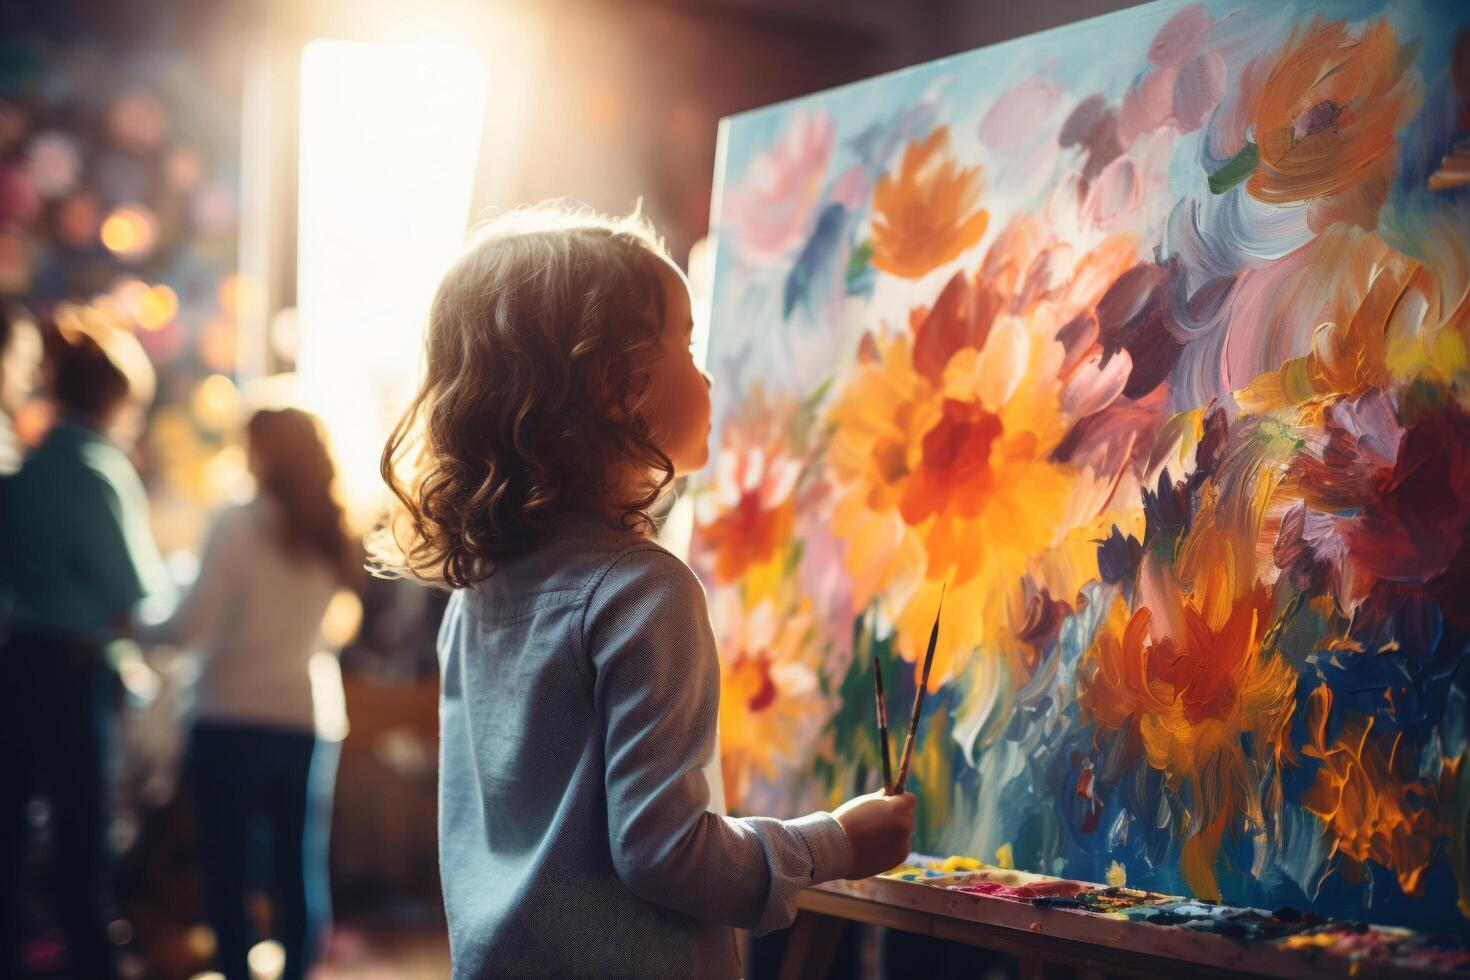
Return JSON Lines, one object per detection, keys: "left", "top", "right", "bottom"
{"left": 0, "top": 315, "right": 167, "bottom": 980}
{"left": 0, "top": 307, "right": 42, "bottom": 477}
{"left": 137, "top": 407, "right": 362, "bottom": 980}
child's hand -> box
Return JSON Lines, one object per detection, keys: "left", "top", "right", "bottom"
{"left": 832, "top": 790, "right": 917, "bottom": 879}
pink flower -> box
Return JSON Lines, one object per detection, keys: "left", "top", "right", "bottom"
{"left": 1118, "top": 4, "right": 1227, "bottom": 143}
{"left": 723, "top": 110, "right": 834, "bottom": 263}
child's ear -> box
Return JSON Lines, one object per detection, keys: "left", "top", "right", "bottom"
{"left": 616, "top": 372, "right": 653, "bottom": 417}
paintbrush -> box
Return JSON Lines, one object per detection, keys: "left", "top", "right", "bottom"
{"left": 893, "top": 582, "right": 945, "bottom": 795}
{"left": 873, "top": 654, "right": 894, "bottom": 795}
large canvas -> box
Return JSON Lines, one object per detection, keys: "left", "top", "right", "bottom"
{"left": 691, "top": 0, "right": 1470, "bottom": 934}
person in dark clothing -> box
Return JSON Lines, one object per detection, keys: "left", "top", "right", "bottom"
{"left": 0, "top": 316, "right": 165, "bottom": 979}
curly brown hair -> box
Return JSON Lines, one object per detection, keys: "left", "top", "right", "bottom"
{"left": 371, "top": 204, "right": 678, "bottom": 588}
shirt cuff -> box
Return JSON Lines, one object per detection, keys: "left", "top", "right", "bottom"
{"left": 788, "top": 811, "right": 851, "bottom": 883}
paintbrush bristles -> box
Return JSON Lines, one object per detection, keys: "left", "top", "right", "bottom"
{"left": 873, "top": 654, "right": 893, "bottom": 795}
{"left": 894, "top": 582, "right": 945, "bottom": 795}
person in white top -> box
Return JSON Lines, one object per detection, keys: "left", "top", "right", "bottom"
{"left": 138, "top": 407, "right": 361, "bottom": 980}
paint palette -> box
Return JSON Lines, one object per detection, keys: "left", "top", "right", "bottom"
{"left": 859, "top": 856, "right": 1470, "bottom": 976}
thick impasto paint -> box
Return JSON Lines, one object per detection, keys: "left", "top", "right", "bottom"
{"left": 690, "top": 0, "right": 1470, "bottom": 934}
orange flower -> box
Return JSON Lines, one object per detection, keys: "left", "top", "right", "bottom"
{"left": 828, "top": 310, "right": 1075, "bottom": 688}
{"left": 1079, "top": 579, "right": 1298, "bottom": 900}
{"left": 1300, "top": 685, "right": 1443, "bottom": 897}
{"left": 1246, "top": 17, "right": 1422, "bottom": 230}
{"left": 1234, "top": 225, "right": 1466, "bottom": 413}
{"left": 870, "top": 126, "right": 990, "bottom": 279}
{"left": 695, "top": 389, "right": 802, "bottom": 587}
{"left": 828, "top": 216, "right": 1143, "bottom": 691}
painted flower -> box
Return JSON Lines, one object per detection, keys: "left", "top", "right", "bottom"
{"left": 724, "top": 109, "right": 835, "bottom": 263}
{"left": 1118, "top": 3, "right": 1226, "bottom": 143}
{"left": 1300, "top": 685, "right": 1444, "bottom": 897}
{"left": 1079, "top": 579, "right": 1298, "bottom": 900}
{"left": 711, "top": 584, "right": 829, "bottom": 808}
{"left": 1238, "top": 236, "right": 1416, "bottom": 413}
{"left": 869, "top": 126, "right": 990, "bottom": 279}
{"left": 694, "top": 388, "right": 803, "bottom": 589}
{"left": 828, "top": 296, "right": 1077, "bottom": 688}
{"left": 828, "top": 212, "right": 1147, "bottom": 691}
{"left": 1271, "top": 387, "right": 1470, "bottom": 633}
{"left": 1245, "top": 16, "right": 1422, "bottom": 231}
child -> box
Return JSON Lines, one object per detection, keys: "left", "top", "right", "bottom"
{"left": 375, "top": 205, "right": 916, "bottom": 979}
{"left": 137, "top": 408, "right": 360, "bottom": 980}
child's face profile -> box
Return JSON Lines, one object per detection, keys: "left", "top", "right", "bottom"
{"left": 641, "top": 259, "right": 712, "bottom": 478}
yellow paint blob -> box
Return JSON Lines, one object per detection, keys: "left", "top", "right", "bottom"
{"left": 1106, "top": 860, "right": 1127, "bottom": 887}
{"left": 939, "top": 855, "right": 981, "bottom": 872}
{"left": 995, "top": 843, "right": 1013, "bottom": 869}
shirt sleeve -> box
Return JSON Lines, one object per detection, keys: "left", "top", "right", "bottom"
{"left": 135, "top": 507, "right": 242, "bottom": 648}
{"left": 584, "top": 546, "right": 851, "bottom": 935}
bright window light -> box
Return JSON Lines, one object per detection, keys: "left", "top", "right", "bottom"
{"left": 296, "top": 39, "right": 489, "bottom": 520}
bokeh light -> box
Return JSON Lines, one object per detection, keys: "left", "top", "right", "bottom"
{"left": 136, "top": 284, "right": 178, "bottom": 331}
{"left": 203, "top": 445, "right": 249, "bottom": 501}
{"left": 164, "top": 145, "right": 203, "bottom": 191}
{"left": 0, "top": 163, "right": 41, "bottom": 224}
{"left": 113, "top": 278, "right": 150, "bottom": 318}
{"left": 55, "top": 190, "right": 100, "bottom": 247}
{"left": 107, "top": 89, "right": 168, "bottom": 151}
{"left": 198, "top": 316, "right": 237, "bottom": 372}
{"left": 0, "top": 228, "right": 33, "bottom": 294}
{"left": 100, "top": 204, "right": 158, "bottom": 259}
{"left": 246, "top": 939, "right": 284, "bottom": 980}
{"left": 0, "top": 103, "right": 26, "bottom": 153}
{"left": 321, "top": 588, "right": 364, "bottom": 649}
{"left": 27, "top": 130, "right": 80, "bottom": 198}
{"left": 190, "top": 373, "right": 240, "bottom": 432}
{"left": 190, "top": 180, "right": 235, "bottom": 235}
{"left": 183, "top": 925, "right": 215, "bottom": 961}
{"left": 217, "top": 271, "right": 264, "bottom": 319}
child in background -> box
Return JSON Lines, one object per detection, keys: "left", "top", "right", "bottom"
{"left": 376, "top": 205, "right": 916, "bottom": 980}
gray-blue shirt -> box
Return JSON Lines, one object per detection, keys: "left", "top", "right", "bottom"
{"left": 436, "top": 511, "right": 850, "bottom": 979}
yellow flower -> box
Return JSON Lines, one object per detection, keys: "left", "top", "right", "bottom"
{"left": 828, "top": 309, "right": 1077, "bottom": 689}
{"left": 827, "top": 215, "right": 1145, "bottom": 692}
